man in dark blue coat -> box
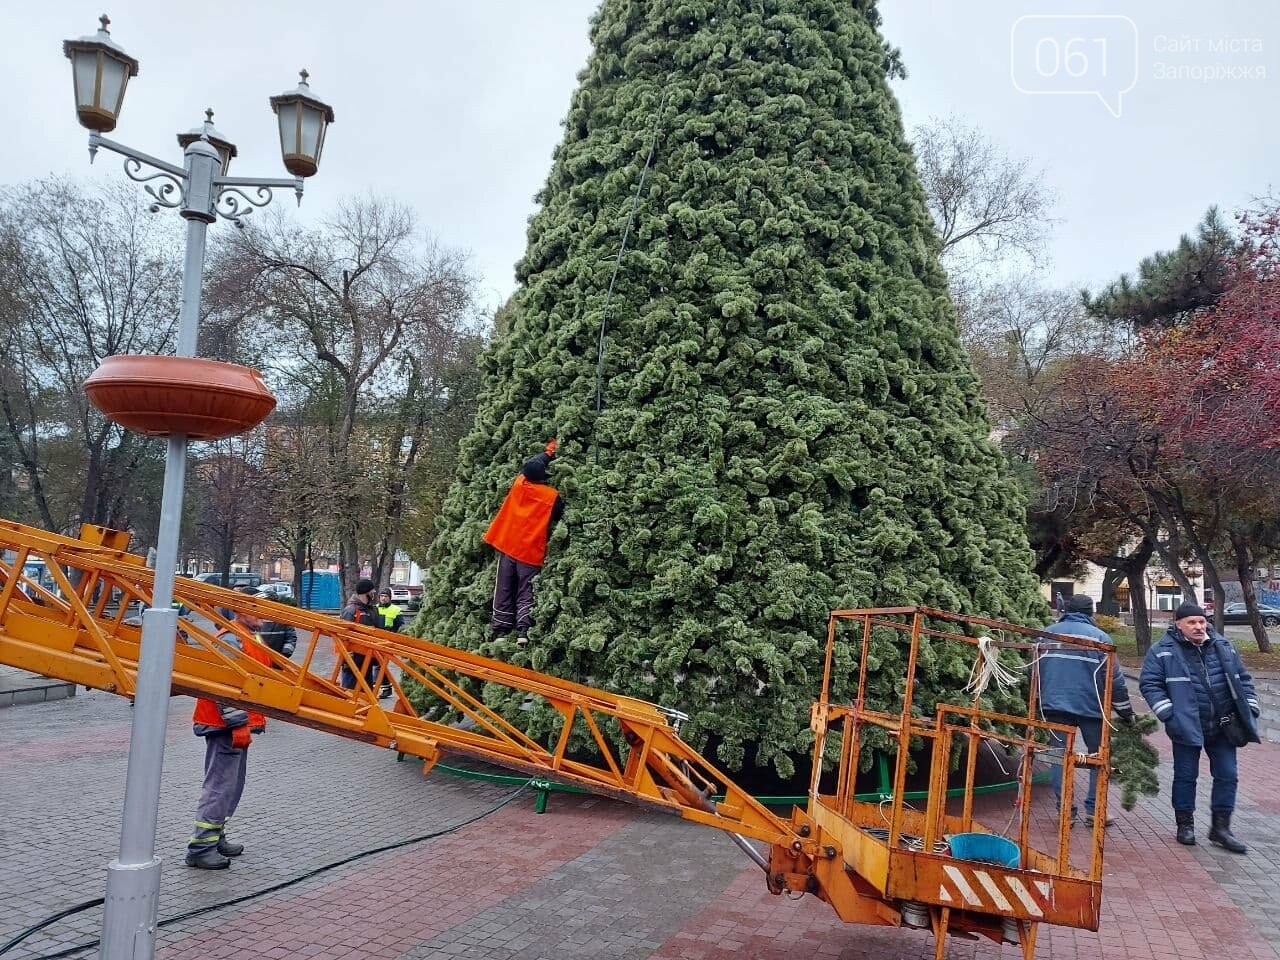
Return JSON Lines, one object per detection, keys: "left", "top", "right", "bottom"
{"left": 1037, "top": 594, "right": 1134, "bottom": 827}
{"left": 1140, "top": 601, "right": 1260, "bottom": 853}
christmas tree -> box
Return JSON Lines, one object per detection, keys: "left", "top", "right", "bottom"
{"left": 414, "top": 0, "right": 1044, "bottom": 779}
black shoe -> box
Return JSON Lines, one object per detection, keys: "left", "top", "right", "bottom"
{"left": 1208, "top": 811, "right": 1248, "bottom": 854}
{"left": 1175, "top": 810, "right": 1196, "bottom": 846}
{"left": 378, "top": 684, "right": 394, "bottom": 699}
{"left": 217, "top": 837, "right": 244, "bottom": 857}
{"left": 185, "top": 848, "right": 231, "bottom": 869}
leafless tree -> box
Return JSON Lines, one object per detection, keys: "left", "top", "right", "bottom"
{"left": 189, "top": 432, "right": 272, "bottom": 583}
{"left": 913, "top": 115, "right": 1058, "bottom": 269}
{"left": 0, "top": 178, "right": 180, "bottom": 533}
{"left": 207, "top": 194, "right": 475, "bottom": 594}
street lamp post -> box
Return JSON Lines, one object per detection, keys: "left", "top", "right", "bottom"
{"left": 62, "top": 16, "right": 333, "bottom": 960}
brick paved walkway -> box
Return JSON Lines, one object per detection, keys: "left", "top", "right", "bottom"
{"left": 3, "top": 654, "right": 1278, "bottom": 960}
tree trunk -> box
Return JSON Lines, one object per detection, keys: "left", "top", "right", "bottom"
{"left": 291, "top": 528, "right": 307, "bottom": 600}
{"left": 340, "top": 533, "right": 361, "bottom": 599}
{"left": 0, "top": 391, "right": 56, "bottom": 531}
{"left": 1099, "top": 567, "right": 1125, "bottom": 616}
{"left": 219, "top": 524, "right": 235, "bottom": 585}
{"left": 79, "top": 448, "right": 104, "bottom": 532}
{"left": 1231, "top": 530, "right": 1272, "bottom": 653}
{"left": 1033, "top": 540, "right": 1064, "bottom": 580}
{"left": 1121, "top": 501, "right": 1197, "bottom": 601}
{"left": 1166, "top": 488, "right": 1226, "bottom": 632}
{"left": 1128, "top": 562, "right": 1153, "bottom": 654}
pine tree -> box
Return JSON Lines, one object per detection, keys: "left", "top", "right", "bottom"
{"left": 414, "top": 0, "right": 1044, "bottom": 779}
{"left": 1083, "top": 207, "right": 1238, "bottom": 328}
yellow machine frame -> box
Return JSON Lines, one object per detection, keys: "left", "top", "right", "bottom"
{"left": 0, "top": 520, "right": 1114, "bottom": 959}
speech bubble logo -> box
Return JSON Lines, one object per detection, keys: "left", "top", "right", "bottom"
{"left": 1011, "top": 15, "right": 1139, "bottom": 118}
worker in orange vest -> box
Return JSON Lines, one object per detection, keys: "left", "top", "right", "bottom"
{"left": 483, "top": 439, "right": 563, "bottom": 646}
{"left": 186, "top": 603, "right": 272, "bottom": 869}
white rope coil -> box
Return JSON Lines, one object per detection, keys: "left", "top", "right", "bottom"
{"left": 965, "top": 636, "right": 1020, "bottom": 699}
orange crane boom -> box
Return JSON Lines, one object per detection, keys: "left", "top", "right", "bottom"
{"left": 0, "top": 519, "right": 1113, "bottom": 960}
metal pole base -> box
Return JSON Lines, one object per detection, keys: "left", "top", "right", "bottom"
{"left": 99, "top": 857, "right": 161, "bottom": 960}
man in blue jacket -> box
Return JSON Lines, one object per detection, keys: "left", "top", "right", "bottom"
{"left": 1140, "top": 601, "right": 1259, "bottom": 853}
{"left": 1037, "top": 594, "right": 1134, "bottom": 828}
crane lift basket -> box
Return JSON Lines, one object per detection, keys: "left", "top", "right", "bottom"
{"left": 0, "top": 519, "right": 1113, "bottom": 960}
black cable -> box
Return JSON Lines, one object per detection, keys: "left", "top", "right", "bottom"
{"left": 591, "top": 82, "right": 671, "bottom": 464}
{"left": 0, "top": 902, "right": 104, "bottom": 959}
{"left": 1, "top": 779, "right": 533, "bottom": 960}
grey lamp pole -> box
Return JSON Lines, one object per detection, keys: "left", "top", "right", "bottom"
{"left": 62, "top": 16, "right": 333, "bottom": 960}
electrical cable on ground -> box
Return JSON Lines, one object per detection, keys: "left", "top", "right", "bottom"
{"left": 0, "top": 779, "right": 533, "bottom": 960}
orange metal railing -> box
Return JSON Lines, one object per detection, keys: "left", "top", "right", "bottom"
{"left": 800, "top": 607, "right": 1116, "bottom": 960}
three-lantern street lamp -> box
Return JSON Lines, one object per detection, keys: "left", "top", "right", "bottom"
{"left": 62, "top": 16, "right": 333, "bottom": 960}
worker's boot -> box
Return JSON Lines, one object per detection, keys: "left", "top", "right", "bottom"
{"left": 1208, "top": 811, "right": 1248, "bottom": 854}
{"left": 217, "top": 836, "right": 244, "bottom": 857}
{"left": 185, "top": 847, "right": 231, "bottom": 870}
{"left": 1175, "top": 810, "right": 1196, "bottom": 846}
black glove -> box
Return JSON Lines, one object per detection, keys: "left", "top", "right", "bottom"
{"left": 282, "top": 643, "right": 295, "bottom": 658}
{"left": 1117, "top": 710, "right": 1135, "bottom": 726}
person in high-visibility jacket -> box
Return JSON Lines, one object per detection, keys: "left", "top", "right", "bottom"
{"left": 482, "top": 439, "right": 563, "bottom": 645}
{"left": 374, "top": 588, "right": 404, "bottom": 698}
{"left": 186, "top": 605, "right": 272, "bottom": 869}
{"left": 376, "top": 588, "right": 405, "bottom": 633}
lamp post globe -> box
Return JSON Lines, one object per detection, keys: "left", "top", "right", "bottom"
{"left": 177, "top": 109, "right": 239, "bottom": 176}
{"left": 63, "top": 14, "right": 139, "bottom": 133}
{"left": 269, "top": 69, "right": 335, "bottom": 177}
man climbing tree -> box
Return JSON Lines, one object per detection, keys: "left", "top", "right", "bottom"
{"left": 416, "top": 0, "right": 1044, "bottom": 778}
{"left": 484, "top": 440, "right": 563, "bottom": 646}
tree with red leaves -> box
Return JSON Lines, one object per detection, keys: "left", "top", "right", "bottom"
{"left": 1032, "top": 207, "right": 1280, "bottom": 651}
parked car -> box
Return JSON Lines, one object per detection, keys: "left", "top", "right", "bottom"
{"left": 388, "top": 584, "right": 411, "bottom": 606}
{"left": 1221, "top": 602, "right": 1280, "bottom": 627}
{"left": 194, "top": 571, "right": 263, "bottom": 590}
{"left": 258, "top": 581, "right": 293, "bottom": 601}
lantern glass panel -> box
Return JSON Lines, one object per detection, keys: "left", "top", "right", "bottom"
{"left": 101, "top": 54, "right": 128, "bottom": 114}
{"left": 300, "top": 103, "right": 324, "bottom": 159}
{"left": 73, "top": 51, "right": 98, "bottom": 108}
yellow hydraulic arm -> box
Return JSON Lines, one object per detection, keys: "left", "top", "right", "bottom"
{"left": 0, "top": 521, "right": 830, "bottom": 881}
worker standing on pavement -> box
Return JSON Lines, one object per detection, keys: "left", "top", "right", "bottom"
{"left": 186, "top": 605, "right": 271, "bottom": 869}
{"left": 251, "top": 589, "right": 298, "bottom": 659}
{"left": 1140, "top": 601, "right": 1260, "bottom": 853}
{"left": 1036, "top": 594, "right": 1135, "bottom": 828}
{"left": 374, "top": 587, "right": 403, "bottom": 697}
{"left": 376, "top": 588, "right": 405, "bottom": 633}
{"left": 339, "top": 578, "right": 384, "bottom": 693}
{"left": 483, "top": 439, "right": 564, "bottom": 646}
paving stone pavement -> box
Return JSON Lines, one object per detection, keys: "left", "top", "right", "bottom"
{"left": 3, "top": 649, "right": 1280, "bottom": 960}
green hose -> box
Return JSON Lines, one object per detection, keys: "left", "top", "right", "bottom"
{"left": 401, "top": 754, "right": 1048, "bottom": 810}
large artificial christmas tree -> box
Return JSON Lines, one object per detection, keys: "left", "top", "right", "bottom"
{"left": 415, "top": 0, "right": 1044, "bottom": 779}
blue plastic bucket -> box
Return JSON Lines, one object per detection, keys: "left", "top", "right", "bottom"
{"left": 947, "top": 832, "right": 1021, "bottom": 868}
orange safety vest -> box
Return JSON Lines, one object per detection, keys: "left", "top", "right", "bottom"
{"left": 483, "top": 474, "right": 558, "bottom": 567}
{"left": 192, "top": 629, "right": 270, "bottom": 732}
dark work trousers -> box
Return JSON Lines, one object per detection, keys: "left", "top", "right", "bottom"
{"left": 188, "top": 730, "right": 248, "bottom": 852}
{"left": 1042, "top": 709, "right": 1104, "bottom": 816}
{"left": 491, "top": 552, "right": 540, "bottom": 636}
{"left": 339, "top": 653, "right": 380, "bottom": 690}
{"left": 1172, "top": 735, "right": 1238, "bottom": 813}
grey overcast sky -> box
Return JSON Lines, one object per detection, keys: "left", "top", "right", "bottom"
{"left": 1, "top": 1, "right": 1276, "bottom": 313}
